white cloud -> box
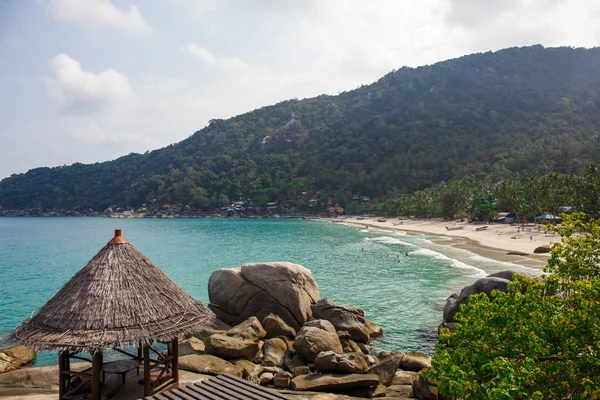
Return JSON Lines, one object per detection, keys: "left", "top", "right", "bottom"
{"left": 44, "top": 54, "right": 133, "bottom": 114}
{"left": 46, "top": 0, "right": 152, "bottom": 35}
{"left": 186, "top": 43, "right": 216, "bottom": 64}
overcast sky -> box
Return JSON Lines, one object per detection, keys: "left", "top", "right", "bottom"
{"left": 0, "top": 0, "right": 599, "bottom": 179}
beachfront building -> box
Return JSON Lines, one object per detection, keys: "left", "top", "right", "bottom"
{"left": 11, "top": 229, "right": 214, "bottom": 400}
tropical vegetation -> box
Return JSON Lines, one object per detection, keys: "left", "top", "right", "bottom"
{"left": 1, "top": 45, "right": 600, "bottom": 211}
{"left": 427, "top": 212, "right": 600, "bottom": 399}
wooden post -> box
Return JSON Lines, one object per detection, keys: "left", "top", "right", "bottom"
{"left": 91, "top": 351, "right": 102, "bottom": 400}
{"left": 143, "top": 345, "right": 151, "bottom": 396}
{"left": 58, "top": 351, "right": 66, "bottom": 399}
{"left": 171, "top": 338, "right": 179, "bottom": 384}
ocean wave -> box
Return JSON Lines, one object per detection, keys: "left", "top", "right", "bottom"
{"left": 466, "top": 253, "right": 542, "bottom": 276}
{"left": 411, "top": 248, "right": 487, "bottom": 278}
{"left": 367, "top": 236, "right": 415, "bottom": 247}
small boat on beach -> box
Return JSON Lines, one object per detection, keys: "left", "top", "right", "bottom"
{"left": 356, "top": 217, "right": 365, "bottom": 220}
{"left": 377, "top": 219, "right": 387, "bottom": 223}
{"left": 476, "top": 226, "right": 488, "bottom": 231}
{"left": 446, "top": 226, "right": 464, "bottom": 231}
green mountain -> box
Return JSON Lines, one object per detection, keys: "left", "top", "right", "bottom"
{"left": 2, "top": 45, "right": 600, "bottom": 211}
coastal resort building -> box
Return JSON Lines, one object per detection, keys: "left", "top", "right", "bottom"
{"left": 11, "top": 229, "right": 214, "bottom": 400}
{"left": 328, "top": 204, "right": 344, "bottom": 215}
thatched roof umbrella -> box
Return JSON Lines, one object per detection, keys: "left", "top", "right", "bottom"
{"left": 11, "top": 229, "right": 214, "bottom": 399}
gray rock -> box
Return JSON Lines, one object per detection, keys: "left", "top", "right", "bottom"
{"left": 0, "top": 346, "right": 36, "bottom": 374}
{"left": 350, "top": 384, "right": 387, "bottom": 398}
{"left": 284, "top": 351, "right": 307, "bottom": 372}
{"left": 259, "top": 372, "right": 274, "bottom": 386}
{"left": 262, "top": 314, "right": 297, "bottom": 338}
{"left": 304, "top": 319, "right": 338, "bottom": 334}
{"left": 233, "top": 359, "right": 263, "bottom": 381}
{"left": 387, "top": 384, "right": 414, "bottom": 398}
{"left": 311, "top": 299, "right": 370, "bottom": 343}
{"left": 294, "top": 323, "right": 343, "bottom": 363}
{"left": 227, "top": 316, "right": 267, "bottom": 342}
{"left": 365, "top": 319, "right": 384, "bottom": 339}
{"left": 291, "top": 373, "right": 380, "bottom": 391}
{"left": 392, "top": 370, "right": 419, "bottom": 385}
{"left": 274, "top": 370, "right": 293, "bottom": 388}
{"left": 487, "top": 270, "right": 517, "bottom": 280}
{"left": 443, "top": 276, "right": 512, "bottom": 323}
{"left": 208, "top": 262, "right": 319, "bottom": 330}
{"left": 398, "top": 352, "right": 431, "bottom": 372}
{"left": 204, "top": 334, "right": 259, "bottom": 360}
{"left": 179, "top": 337, "right": 205, "bottom": 356}
{"left": 314, "top": 351, "right": 369, "bottom": 374}
{"left": 357, "top": 342, "right": 372, "bottom": 355}
{"left": 292, "top": 366, "right": 311, "bottom": 377}
{"left": 262, "top": 338, "right": 288, "bottom": 367}
{"left": 368, "top": 353, "right": 403, "bottom": 386}
{"left": 341, "top": 338, "right": 362, "bottom": 354}
{"left": 534, "top": 245, "right": 551, "bottom": 254}
{"left": 179, "top": 354, "right": 244, "bottom": 377}
{"left": 0, "top": 362, "right": 90, "bottom": 388}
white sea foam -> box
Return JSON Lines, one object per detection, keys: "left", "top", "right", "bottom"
{"left": 411, "top": 248, "right": 487, "bottom": 278}
{"left": 367, "top": 236, "right": 415, "bottom": 247}
{"left": 466, "top": 253, "right": 542, "bottom": 276}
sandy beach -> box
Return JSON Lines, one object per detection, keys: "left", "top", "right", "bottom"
{"left": 343, "top": 217, "right": 557, "bottom": 271}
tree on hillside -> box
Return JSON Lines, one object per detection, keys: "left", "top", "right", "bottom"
{"left": 427, "top": 212, "right": 600, "bottom": 399}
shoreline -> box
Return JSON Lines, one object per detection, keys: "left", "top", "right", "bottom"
{"left": 341, "top": 217, "right": 554, "bottom": 272}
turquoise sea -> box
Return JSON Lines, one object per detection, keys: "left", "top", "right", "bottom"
{"left": 0, "top": 217, "right": 536, "bottom": 366}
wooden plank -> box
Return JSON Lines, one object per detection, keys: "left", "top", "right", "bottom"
{"left": 178, "top": 386, "right": 209, "bottom": 400}
{"left": 202, "top": 378, "right": 283, "bottom": 400}
{"left": 189, "top": 382, "right": 238, "bottom": 399}
{"left": 142, "top": 375, "right": 290, "bottom": 400}
{"left": 214, "top": 375, "right": 289, "bottom": 399}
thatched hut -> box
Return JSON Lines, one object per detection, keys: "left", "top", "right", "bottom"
{"left": 11, "top": 229, "right": 214, "bottom": 400}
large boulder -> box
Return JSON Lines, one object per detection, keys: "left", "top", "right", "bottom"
{"left": 204, "top": 334, "right": 259, "bottom": 360}
{"left": 262, "top": 314, "right": 296, "bottom": 339}
{"left": 262, "top": 338, "right": 288, "bottom": 367}
{"left": 233, "top": 359, "right": 263, "bottom": 383}
{"left": 178, "top": 337, "right": 205, "bottom": 356}
{"left": 0, "top": 363, "right": 90, "bottom": 388}
{"left": 178, "top": 354, "right": 244, "bottom": 377}
{"left": 294, "top": 320, "right": 343, "bottom": 362}
{"left": 387, "top": 384, "right": 414, "bottom": 398}
{"left": 314, "top": 351, "right": 369, "bottom": 373}
{"left": 364, "top": 319, "right": 384, "bottom": 339}
{"left": 0, "top": 346, "right": 36, "bottom": 374}
{"left": 443, "top": 275, "right": 513, "bottom": 323}
{"left": 208, "top": 262, "right": 320, "bottom": 331}
{"left": 368, "top": 353, "right": 403, "bottom": 386}
{"left": 291, "top": 373, "right": 380, "bottom": 391}
{"left": 311, "top": 299, "right": 369, "bottom": 343}
{"left": 399, "top": 352, "right": 431, "bottom": 372}
{"left": 226, "top": 316, "right": 266, "bottom": 342}
{"left": 534, "top": 245, "right": 551, "bottom": 254}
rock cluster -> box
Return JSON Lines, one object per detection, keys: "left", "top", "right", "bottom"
{"left": 175, "top": 262, "right": 439, "bottom": 398}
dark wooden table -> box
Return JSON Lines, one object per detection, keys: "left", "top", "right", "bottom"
{"left": 102, "top": 359, "right": 140, "bottom": 385}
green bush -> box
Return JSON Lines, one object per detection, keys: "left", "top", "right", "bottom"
{"left": 427, "top": 213, "right": 600, "bottom": 399}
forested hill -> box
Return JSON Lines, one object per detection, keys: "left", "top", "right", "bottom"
{"left": 2, "top": 45, "right": 600, "bottom": 211}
